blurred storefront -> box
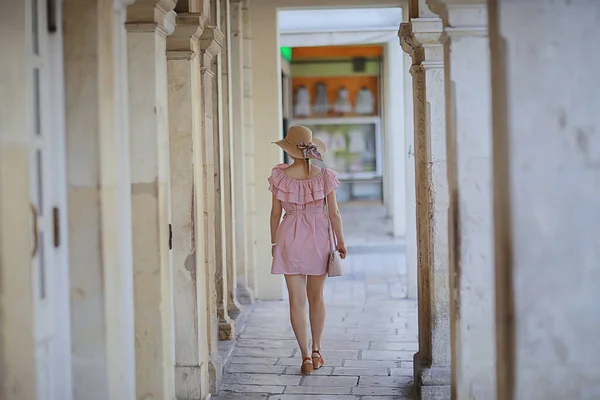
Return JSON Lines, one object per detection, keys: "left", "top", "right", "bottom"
{"left": 282, "top": 45, "right": 385, "bottom": 203}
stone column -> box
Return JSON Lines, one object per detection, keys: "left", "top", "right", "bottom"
{"left": 250, "top": 0, "right": 284, "bottom": 300}
{"left": 489, "top": 1, "right": 600, "bottom": 399}
{"left": 400, "top": 12, "right": 451, "bottom": 399}
{"left": 400, "top": 6, "right": 418, "bottom": 301}
{"left": 403, "top": 49, "right": 418, "bottom": 300}
{"left": 242, "top": 0, "right": 259, "bottom": 298}
{"left": 166, "top": 11, "right": 213, "bottom": 400}
{"left": 228, "top": 0, "right": 252, "bottom": 305}
{"left": 210, "top": 0, "right": 236, "bottom": 341}
{"left": 383, "top": 39, "right": 407, "bottom": 239}
{"left": 229, "top": 0, "right": 253, "bottom": 305}
{"left": 219, "top": 0, "right": 244, "bottom": 323}
{"left": 126, "top": 2, "right": 176, "bottom": 398}
{"left": 1, "top": 2, "right": 41, "bottom": 399}
{"left": 199, "top": 24, "right": 225, "bottom": 392}
{"left": 62, "top": 1, "right": 137, "bottom": 398}
{"left": 428, "top": 1, "right": 496, "bottom": 398}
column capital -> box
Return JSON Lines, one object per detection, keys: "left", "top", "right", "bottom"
{"left": 199, "top": 26, "right": 224, "bottom": 77}
{"left": 126, "top": 0, "right": 177, "bottom": 36}
{"left": 399, "top": 18, "right": 444, "bottom": 67}
{"left": 199, "top": 26, "right": 224, "bottom": 58}
{"left": 428, "top": 0, "right": 486, "bottom": 13}
{"left": 167, "top": 13, "right": 207, "bottom": 60}
{"left": 410, "top": 17, "right": 444, "bottom": 46}
{"left": 115, "top": 0, "right": 135, "bottom": 9}
{"left": 399, "top": 22, "right": 418, "bottom": 59}
{"left": 411, "top": 17, "right": 444, "bottom": 67}
{"left": 430, "top": 0, "right": 488, "bottom": 39}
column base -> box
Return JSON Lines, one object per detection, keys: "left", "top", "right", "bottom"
{"left": 208, "top": 355, "right": 224, "bottom": 394}
{"left": 175, "top": 364, "right": 208, "bottom": 400}
{"left": 414, "top": 352, "right": 451, "bottom": 400}
{"left": 228, "top": 292, "right": 243, "bottom": 320}
{"left": 218, "top": 315, "right": 236, "bottom": 340}
{"left": 236, "top": 279, "right": 254, "bottom": 305}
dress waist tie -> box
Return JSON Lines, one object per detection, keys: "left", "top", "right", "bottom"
{"left": 284, "top": 209, "right": 326, "bottom": 216}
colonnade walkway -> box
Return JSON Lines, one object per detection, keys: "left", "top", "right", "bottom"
{"left": 215, "top": 206, "right": 417, "bottom": 399}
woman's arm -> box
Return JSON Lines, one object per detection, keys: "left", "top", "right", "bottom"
{"left": 326, "top": 190, "right": 347, "bottom": 258}
{"left": 270, "top": 194, "right": 283, "bottom": 254}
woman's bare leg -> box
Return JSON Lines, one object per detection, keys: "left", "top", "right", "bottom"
{"left": 307, "top": 274, "right": 327, "bottom": 351}
{"left": 285, "top": 274, "right": 310, "bottom": 359}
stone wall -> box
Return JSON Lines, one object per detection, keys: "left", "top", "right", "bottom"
{"left": 490, "top": 1, "right": 600, "bottom": 399}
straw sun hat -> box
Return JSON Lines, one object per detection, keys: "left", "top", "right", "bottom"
{"left": 273, "top": 125, "right": 327, "bottom": 160}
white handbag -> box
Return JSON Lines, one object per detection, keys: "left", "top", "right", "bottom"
{"left": 324, "top": 173, "right": 343, "bottom": 277}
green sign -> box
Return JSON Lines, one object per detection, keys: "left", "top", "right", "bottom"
{"left": 280, "top": 47, "right": 292, "bottom": 61}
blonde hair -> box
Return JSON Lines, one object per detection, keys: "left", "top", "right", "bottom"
{"left": 305, "top": 158, "right": 311, "bottom": 178}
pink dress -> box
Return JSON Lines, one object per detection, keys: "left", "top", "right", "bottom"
{"left": 268, "top": 164, "right": 340, "bottom": 275}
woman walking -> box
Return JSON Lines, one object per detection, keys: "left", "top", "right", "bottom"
{"left": 268, "top": 125, "right": 347, "bottom": 374}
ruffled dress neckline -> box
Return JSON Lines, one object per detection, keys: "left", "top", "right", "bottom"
{"left": 281, "top": 167, "right": 325, "bottom": 182}
{"left": 268, "top": 163, "right": 339, "bottom": 205}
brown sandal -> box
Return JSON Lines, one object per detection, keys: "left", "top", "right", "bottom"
{"left": 312, "top": 350, "right": 324, "bottom": 369}
{"left": 301, "top": 357, "right": 313, "bottom": 374}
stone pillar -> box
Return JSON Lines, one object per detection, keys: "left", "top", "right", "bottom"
{"left": 230, "top": 0, "right": 253, "bottom": 305}
{"left": 166, "top": 11, "right": 212, "bottom": 400}
{"left": 400, "top": 13, "right": 451, "bottom": 399}
{"left": 250, "top": 0, "right": 285, "bottom": 300}
{"left": 242, "top": 0, "right": 259, "bottom": 298}
{"left": 428, "top": 1, "right": 496, "bottom": 398}
{"left": 210, "top": 0, "right": 236, "bottom": 341}
{"left": 62, "top": 0, "right": 137, "bottom": 398}
{"left": 126, "top": 2, "right": 176, "bottom": 398}
{"left": 403, "top": 51, "right": 418, "bottom": 300}
{"left": 219, "top": 0, "right": 244, "bottom": 323}
{"left": 399, "top": 6, "right": 418, "bottom": 301}
{"left": 199, "top": 24, "right": 225, "bottom": 392}
{"left": 383, "top": 39, "right": 407, "bottom": 239}
{"left": 489, "top": 1, "right": 600, "bottom": 399}
{"left": 0, "top": 2, "right": 39, "bottom": 399}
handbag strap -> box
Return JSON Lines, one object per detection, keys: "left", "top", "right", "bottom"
{"left": 323, "top": 169, "right": 336, "bottom": 254}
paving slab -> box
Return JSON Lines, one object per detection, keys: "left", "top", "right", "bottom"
{"left": 213, "top": 393, "right": 268, "bottom": 400}
{"left": 234, "top": 347, "right": 295, "bottom": 358}
{"left": 300, "top": 375, "right": 359, "bottom": 387}
{"left": 283, "top": 386, "right": 353, "bottom": 395}
{"left": 358, "top": 376, "right": 414, "bottom": 387}
{"left": 268, "top": 396, "right": 358, "bottom": 400}
{"left": 218, "top": 384, "right": 284, "bottom": 394}
{"left": 223, "top": 373, "right": 301, "bottom": 386}
{"left": 333, "top": 367, "right": 390, "bottom": 376}
{"left": 226, "top": 364, "right": 287, "bottom": 374}
{"left": 276, "top": 357, "right": 344, "bottom": 367}
{"left": 361, "top": 350, "right": 415, "bottom": 361}
{"left": 283, "top": 366, "right": 334, "bottom": 375}
{"left": 344, "top": 360, "right": 399, "bottom": 369}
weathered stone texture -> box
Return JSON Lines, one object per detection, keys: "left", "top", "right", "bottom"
{"left": 490, "top": 1, "right": 600, "bottom": 399}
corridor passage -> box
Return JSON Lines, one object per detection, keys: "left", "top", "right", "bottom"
{"left": 216, "top": 207, "right": 417, "bottom": 399}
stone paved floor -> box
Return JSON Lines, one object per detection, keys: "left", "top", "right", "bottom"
{"left": 341, "top": 204, "right": 397, "bottom": 246}
{"left": 215, "top": 207, "right": 417, "bottom": 399}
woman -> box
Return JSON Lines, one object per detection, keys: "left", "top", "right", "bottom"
{"left": 268, "top": 125, "right": 347, "bottom": 374}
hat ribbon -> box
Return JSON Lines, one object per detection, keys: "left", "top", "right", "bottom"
{"left": 296, "top": 141, "right": 322, "bottom": 161}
